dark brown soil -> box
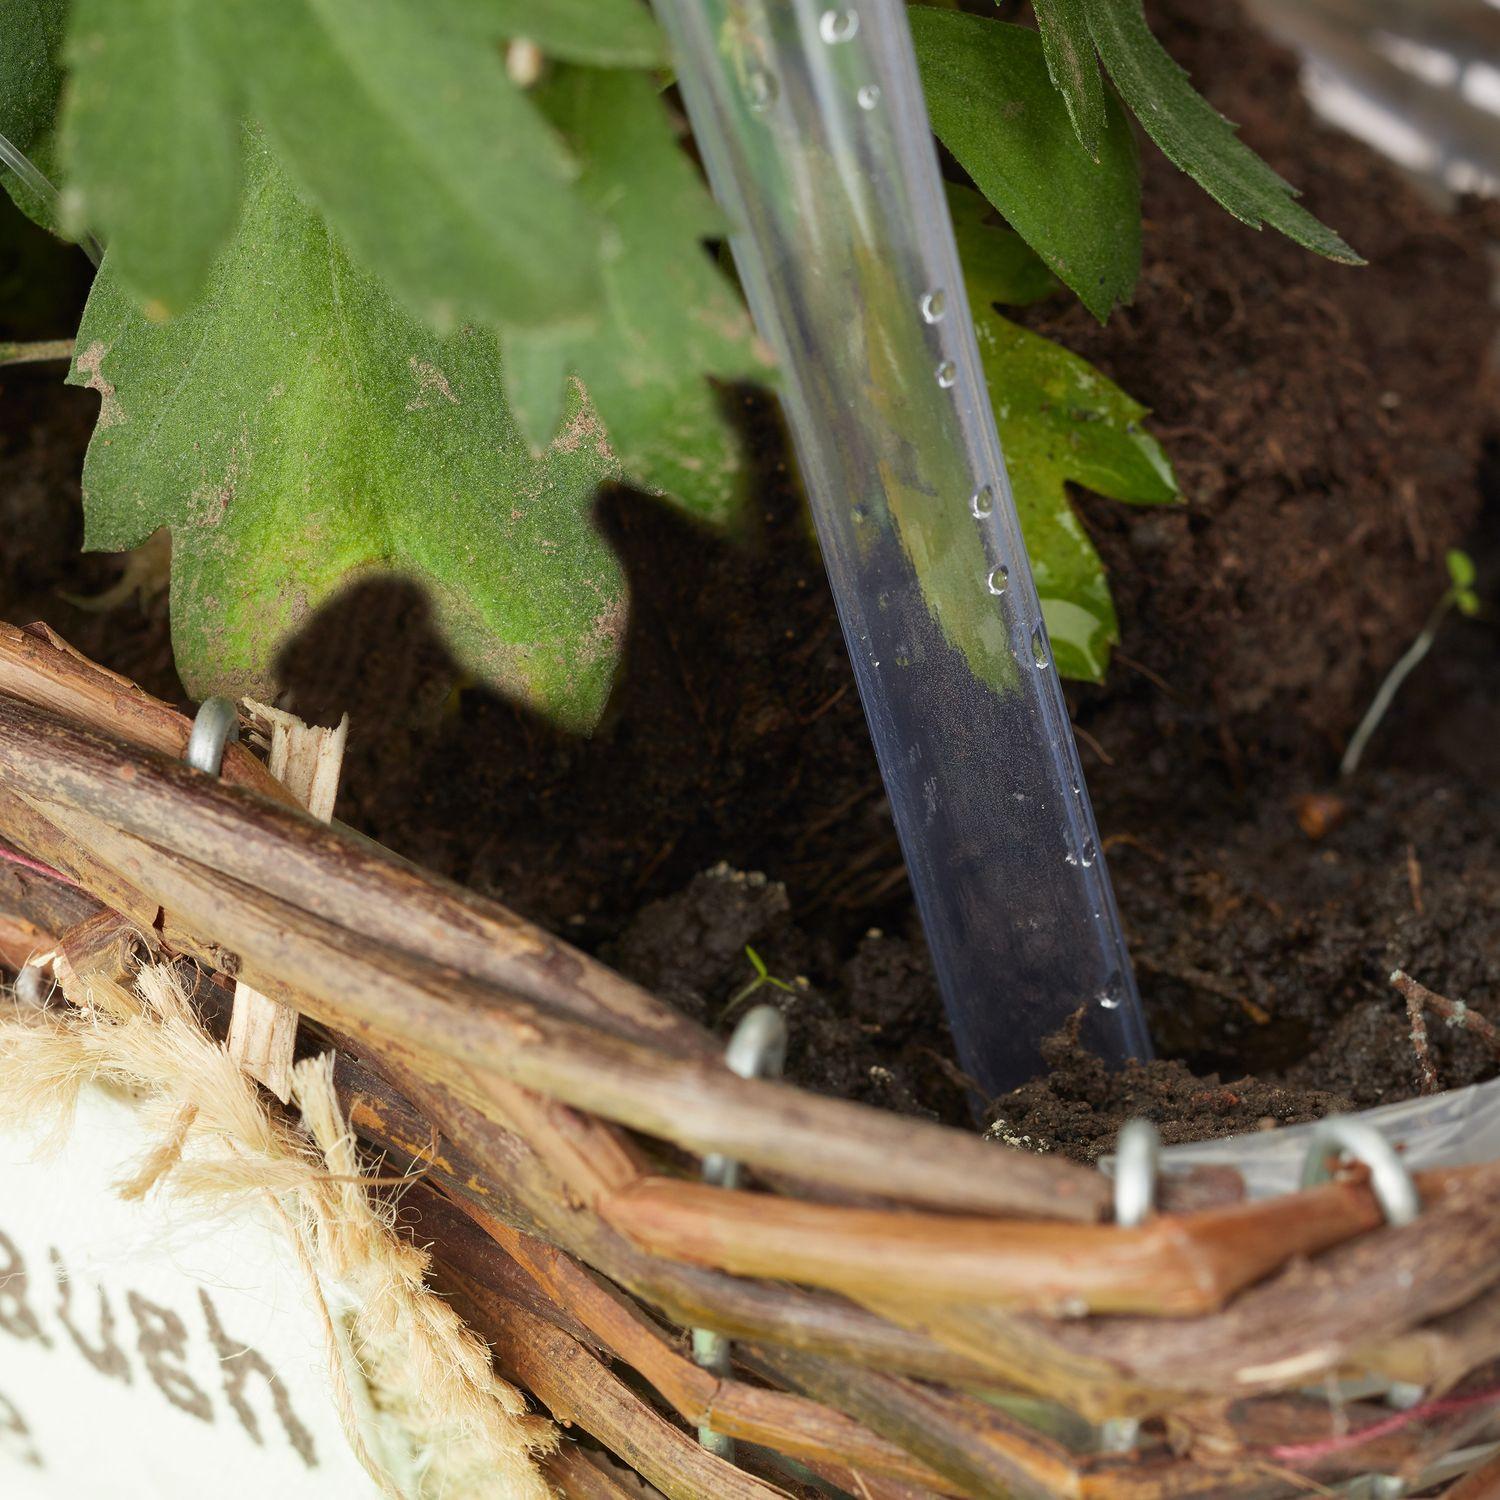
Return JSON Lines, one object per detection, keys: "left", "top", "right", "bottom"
{"left": 2, "top": 0, "right": 1497, "bottom": 1156}
{"left": 1033, "top": 0, "right": 1497, "bottom": 773}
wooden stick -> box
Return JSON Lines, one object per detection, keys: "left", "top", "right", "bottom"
{"left": 858, "top": 1175, "right": 1500, "bottom": 1424}
{"left": 1361, "top": 1283, "right": 1500, "bottom": 1392}
{"left": 600, "top": 1174, "right": 1393, "bottom": 1316}
{"left": 0, "top": 860, "right": 96, "bottom": 969}
{"left": 226, "top": 700, "right": 348, "bottom": 1099}
{"left": 748, "top": 1346, "right": 1213, "bottom": 1500}
{"left": 541, "top": 1446, "right": 645, "bottom": 1500}
{"left": 447, "top": 1268, "right": 795, "bottom": 1500}
{"left": 53, "top": 908, "right": 154, "bottom": 984}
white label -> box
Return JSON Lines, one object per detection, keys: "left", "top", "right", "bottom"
{"left": 0, "top": 1084, "right": 382, "bottom": 1498}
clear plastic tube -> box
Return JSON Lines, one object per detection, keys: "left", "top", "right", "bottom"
{"left": 0, "top": 128, "right": 103, "bottom": 265}
{"left": 652, "top": 0, "right": 1150, "bottom": 1092}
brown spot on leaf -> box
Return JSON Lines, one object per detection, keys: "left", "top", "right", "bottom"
{"left": 75, "top": 341, "right": 123, "bottom": 429}
{"left": 585, "top": 597, "right": 627, "bottom": 656}
{"left": 549, "top": 379, "right": 617, "bottom": 467}
{"left": 405, "top": 356, "right": 459, "bottom": 411}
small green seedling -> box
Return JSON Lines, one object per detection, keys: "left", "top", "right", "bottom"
{"left": 719, "top": 946, "right": 794, "bottom": 1026}
{"left": 1340, "top": 549, "right": 1482, "bottom": 778}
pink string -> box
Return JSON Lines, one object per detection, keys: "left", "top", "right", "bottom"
{"left": 1268, "top": 1384, "right": 1500, "bottom": 1464}
{"left": 0, "top": 842, "right": 83, "bottom": 890}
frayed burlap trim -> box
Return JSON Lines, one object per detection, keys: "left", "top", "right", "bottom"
{"left": 0, "top": 961, "right": 556, "bottom": 1500}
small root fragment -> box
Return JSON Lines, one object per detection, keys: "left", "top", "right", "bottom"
{"left": 1391, "top": 969, "right": 1500, "bottom": 1064}
{"left": 1400, "top": 979, "right": 1440, "bottom": 1096}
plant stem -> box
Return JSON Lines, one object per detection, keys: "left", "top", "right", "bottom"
{"left": 1339, "top": 593, "right": 1453, "bottom": 778}
{"left": 0, "top": 339, "right": 75, "bottom": 366}
{"left": 719, "top": 975, "right": 765, "bottom": 1026}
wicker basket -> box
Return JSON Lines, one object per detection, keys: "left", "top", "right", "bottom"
{"left": 1, "top": 620, "right": 1497, "bottom": 1499}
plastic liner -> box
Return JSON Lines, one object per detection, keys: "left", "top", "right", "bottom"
{"left": 1149, "top": 1077, "right": 1500, "bottom": 1199}
{"left": 650, "top": 0, "right": 1150, "bottom": 1093}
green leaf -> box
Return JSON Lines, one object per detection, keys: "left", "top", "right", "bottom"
{"left": 1446, "top": 548, "right": 1477, "bottom": 591}
{"left": 68, "top": 142, "right": 629, "bottom": 732}
{"left": 507, "top": 66, "right": 770, "bottom": 523}
{"left": 218, "top": 0, "right": 605, "bottom": 335}
{"left": 911, "top": 9, "right": 1140, "bottom": 320}
{"left": 0, "top": 0, "right": 68, "bottom": 230}
{"left": 62, "top": 0, "right": 240, "bottom": 317}
{"left": 946, "top": 183, "right": 1058, "bottom": 309}
{"left": 1082, "top": 0, "right": 1361, "bottom": 264}
{"left": 1031, "top": 0, "right": 1106, "bottom": 160}
{"left": 961, "top": 212, "right": 1178, "bottom": 679}
{"left": 422, "top": 0, "right": 668, "bottom": 68}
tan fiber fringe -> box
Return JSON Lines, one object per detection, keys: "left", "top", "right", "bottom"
{"left": 0, "top": 961, "right": 556, "bottom": 1500}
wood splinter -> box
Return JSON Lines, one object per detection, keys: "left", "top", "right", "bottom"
{"left": 226, "top": 699, "right": 348, "bottom": 1100}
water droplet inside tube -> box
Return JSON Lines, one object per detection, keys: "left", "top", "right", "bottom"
{"left": 857, "top": 83, "right": 881, "bottom": 110}
{"left": 935, "top": 359, "right": 957, "bottom": 388}
{"left": 920, "top": 288, "right": 946, "bottom": 323}
{"left": 986, "top": 565, "right": 1009, "bottom": 595}
{"left": 745, "top": 68, "right": 778, "bottom": 112}
{"left": 819, "top": 9, "right": 859, "bottom": 43}
{"left": 1099, "top": 970, "right": 1124, "bottom": 1009}
{"left": 970, "top": 484, "right": 994, "bottom": 518}
{"left": 1031, "top": 623, "right": 1049, "bottom": 668}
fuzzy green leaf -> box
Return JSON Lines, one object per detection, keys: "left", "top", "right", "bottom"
{"left": 911, "top": 9, "right": 1140, "bottom": 321}
{"left": 1032, "top": 0, "right": 1106, "bottom": 160}
{"left": 961, "top": 208, "right": 1178, "bottom": 679}
{"left": 506, "top": 66, "right": 770, "bottom": 523}
{"left": 1082, "top": 0, "right": 1361, "bottom": 264}
{"left": 0, "top": 0, "right": 67, "bottom": 230}
{"left": 422, "top": 0, "right": 668, "bottom": 68}
{"left": 215, "top": 0, "right": 605, "bottom": 335}
{"left": 62, "top": 0, "right": 240, "bottom": 316}
{"left": 68, "top": 143, "right": 629, "bottom": 731}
